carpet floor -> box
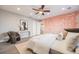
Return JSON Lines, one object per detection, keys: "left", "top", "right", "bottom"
{"left": 0, "top": 42, "right": 19, "bottom": 54}
{"left": 0, "top": 38, "right": 30, "bottom": 54}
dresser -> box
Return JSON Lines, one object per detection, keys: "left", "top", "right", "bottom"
{"left": 19, "top": 30, "right": 30, "bottom": 39}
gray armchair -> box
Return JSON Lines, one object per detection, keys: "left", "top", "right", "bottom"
{"left": 7, "top": 31, "right": 21, "bottom": 44}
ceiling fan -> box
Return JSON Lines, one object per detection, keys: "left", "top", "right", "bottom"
{"left": 32, "top": 5, "right": 50, "bottom": 15}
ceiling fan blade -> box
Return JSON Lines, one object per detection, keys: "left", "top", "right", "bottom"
{"left": 35, "top": 12, "right": 39, "bottom": 14}
{"left": 42, "top": 13, "right": 44, "bottom": 15}
{"left": 32, "top": 8, "right": 40, "bottom": 11}
{"left": 41, "top": 5, "right": 45, "bottom": 9}
{"left": 44, "top": 10, "right": 50, "bottom": 12}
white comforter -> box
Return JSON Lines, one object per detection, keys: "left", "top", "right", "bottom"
{"left": 27, "top": 33, "right": 63, "bottom": 54}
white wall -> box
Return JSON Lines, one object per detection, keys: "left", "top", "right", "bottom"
{"left": 0, "top": 9, "right": 41, "bottom": 36}
{"left": 32, "top": 20, "right": 41, "bottom": 36}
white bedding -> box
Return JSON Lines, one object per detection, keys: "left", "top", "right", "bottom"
{"left": 27, "top": 33, "right": 63, "bottom": 54}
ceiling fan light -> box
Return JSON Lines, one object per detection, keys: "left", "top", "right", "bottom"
{"left": 17, "top": 8, "right": 21, "bottom": 11}
{"left": 39, "top": 12, "right": 43, "bottom": 14}
{"left": 62, "top": 8, "right": 66, "bottom": 10}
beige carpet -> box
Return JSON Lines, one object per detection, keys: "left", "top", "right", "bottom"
{"left": 0, "top": 42, "right": 19, "bottom": 54}
{"left": 15, "top": 41, "right": 32, "bottom": 54}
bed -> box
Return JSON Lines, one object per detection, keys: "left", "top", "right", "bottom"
{"left": 26, "top": 32, "right": 79, "bottom": 54}
{"left": 26, "top": 33, "right": 64, "bottom": 54}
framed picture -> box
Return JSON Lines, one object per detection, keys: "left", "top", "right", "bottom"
{"left": 19, "top": 19, "right": 28, "bottom": 31}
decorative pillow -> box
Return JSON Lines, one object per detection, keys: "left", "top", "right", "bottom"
{"left": 56, "top": 32, "right": 63, "bottom": 40}
{"left": 62, "top": 31, "right": 68, "bottom": 40}
{"left": 57, "top": 31, "right": 68, "bottom": 40}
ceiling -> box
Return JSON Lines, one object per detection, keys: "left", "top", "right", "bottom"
{"left": 0, "top": 5, "right": 79, "bottom": 20}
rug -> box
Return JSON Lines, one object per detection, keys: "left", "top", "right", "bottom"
{"left": 15, "top": 41, "right": 32, "bottom": 54}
